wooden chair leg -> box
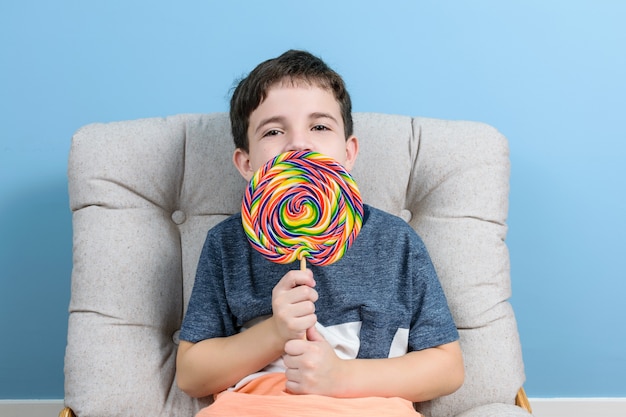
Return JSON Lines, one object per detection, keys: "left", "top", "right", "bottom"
{"left": 515, "top": 386, "right": 532, "bottom": 414}
{"left": 59, "top": 407, "right": 76, "bottom": 417}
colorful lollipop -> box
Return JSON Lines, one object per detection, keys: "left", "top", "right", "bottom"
{"left": 241, "top": 150, "right": 363, "bottom": 270}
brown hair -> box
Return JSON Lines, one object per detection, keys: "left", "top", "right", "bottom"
{"left": 229, "top": 50, "right": 353, "bottom": 152}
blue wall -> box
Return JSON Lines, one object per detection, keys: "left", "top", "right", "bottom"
{"left": 1, "top": 0, "right": 624, "bottom": 399}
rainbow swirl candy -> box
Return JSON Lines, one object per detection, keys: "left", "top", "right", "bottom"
{"left": 242, "top": 150, "right": 363, "bottom": 267}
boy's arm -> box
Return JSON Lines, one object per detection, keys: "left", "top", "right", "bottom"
{"left": 284, "top": 327, "right": 464, "bottom": 402}
{"left": 176, "top": 269, "right": 318, "bottom": 398}
{"left": 176, "top": 317, "right": 284, "bottom": 397}
{"left": 340, "top": 340, "right": 464, "bottom": 402}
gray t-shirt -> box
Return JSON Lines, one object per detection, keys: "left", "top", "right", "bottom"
{"left": 180, "top": 205, "right": 458, "bottom": 361}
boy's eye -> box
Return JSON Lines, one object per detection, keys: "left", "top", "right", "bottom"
{"left": 312, "top": 125, "right": 329, "bottom": 131}
{"left": 263, "top": 129, "right": 282, "bottom": 137}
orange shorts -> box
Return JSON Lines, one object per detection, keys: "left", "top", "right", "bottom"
{"left": 196, "top": 373, "right": 421, "bottom": 417}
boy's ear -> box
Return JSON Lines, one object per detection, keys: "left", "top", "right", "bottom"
{"left": 343, "top": 135, "right": 359, "bottom": 172}
{"left": 233, "top": 148, "right": 254, "bottom": 181}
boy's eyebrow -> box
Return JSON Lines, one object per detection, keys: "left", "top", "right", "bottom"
{"left": 309, "top": 112, "right": 339, "bottom": 124}
{"left": 254, "top": 116, "right": 286, "bottom": 134}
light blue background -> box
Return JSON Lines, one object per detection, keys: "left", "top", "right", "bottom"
{"left": 1, "top": 0, "right": 624, "bottom": 399}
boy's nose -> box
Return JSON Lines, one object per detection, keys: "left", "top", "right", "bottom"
{"left": 287, "top": 132, "right": 311, "bottom": 152}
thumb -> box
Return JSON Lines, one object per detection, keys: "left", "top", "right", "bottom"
{"left": 306, "top": 325, "right": 325, "bottom": 342}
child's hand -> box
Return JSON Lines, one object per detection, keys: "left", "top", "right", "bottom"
{"left": 283, "top": 326, "right": 344, "bottom": 396}
{"left": 270, "top": 269, "right": 318, "bottom": 342}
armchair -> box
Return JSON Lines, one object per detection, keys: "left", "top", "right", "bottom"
{"left": 61, "top": 113, "right": 531, "bottom": 416}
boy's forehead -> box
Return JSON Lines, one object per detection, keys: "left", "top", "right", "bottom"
{"left": 256, "top": 78, "right": 336, "bottom": 109}
{"left": 261, "top": 76, "right": 335, "bottom": 100}
{"left": 255, "top": 83, "right": 340, "bottom": 116}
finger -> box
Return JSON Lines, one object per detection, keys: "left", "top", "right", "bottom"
{"left": 271, "top": 299, "right": 316, "bottom": 335}
{"left": 284, "top": 338, "right": 307, "bottom": 356}
{"left": 285, "top": 314, "right": 317, "bottom": 338}
{"left": 287, "top": 299, "right": 316, "bottom": 319}
{"left": 276, "top": 286, "right": 318, "bottom": 308}
{"left": 284, "top": 359, "right": 305, "bottom": 394}
{"left": 291, "top": 284, "right": 319, "bottom": 303}
{"left": 276, "top": 269, "right": 316, "bottom": 292}
{"left": 285, "top": 377, "right": 303, "bottom": 395}
{"left": 306, "top": 325, "right": 325, "bottom": 342}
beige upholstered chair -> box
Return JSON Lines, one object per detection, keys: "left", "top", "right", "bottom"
{"left": 61, "top": 113, "right": 532, "bottom": 417}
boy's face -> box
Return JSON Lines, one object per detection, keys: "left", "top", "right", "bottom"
{"left": 233, "top": 83, "right": 358, "bottom": 181}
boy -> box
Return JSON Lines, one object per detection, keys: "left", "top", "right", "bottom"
{"left": 176, "top": 50, "right": 464, "bottom": 416}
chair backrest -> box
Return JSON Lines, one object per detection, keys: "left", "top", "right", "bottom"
{"left": 64, "top": 113, "right": 526, "bottom": 417}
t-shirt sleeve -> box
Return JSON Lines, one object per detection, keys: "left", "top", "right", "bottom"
{"left": 179, "top": 231, "right": 237, "bottom": 343}
{"left": 408, "top": 236, "right": 459, "bottom": 351}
